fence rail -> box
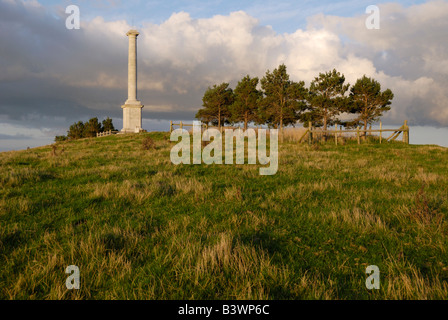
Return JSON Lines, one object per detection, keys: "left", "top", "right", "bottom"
{"left": 169, "top": 120, "right": 410, "bottom": 145}
{"left": 302, "top": 120, "right": 410, "bottom": 145}
{"left": 96, "top": 130, "right": 119, "bottom": 138}
{"left": 170, "top": 121, "right": 253, "bottom": 133}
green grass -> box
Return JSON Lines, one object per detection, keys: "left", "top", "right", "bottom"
{"left": 0, "top": 132, "right": 447, "bottom": 299}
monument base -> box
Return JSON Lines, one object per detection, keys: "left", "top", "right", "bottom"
{"left": 121, "top": 103, "right": 144, "bottom": 133}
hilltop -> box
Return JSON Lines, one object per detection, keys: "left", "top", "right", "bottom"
{"left": 0, "top": 132, "right": 447, "bottom": 299}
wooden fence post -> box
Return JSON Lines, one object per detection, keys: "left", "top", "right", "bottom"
{"left": 308, "top": 122, "right": 313, "bottom": 145}
{"left": 403, "top": 120, "right": 409, "bottom": 144}
{"left": 335, "top": 124, "right": 338, "bottom": 146}
{"left": 357, "top": 126, "right": 360, "bottom": 145}
{"left": 379, "top": 122, "right": 382, "bottom": 144}
{"left": 340, "top": 125, "right": 342, "bottom": 144}
{"left": 170, "top": 121, "right": 173, "bottom": 133}
{"left": 180, "top": 121, "right": 183, "bottom": 130}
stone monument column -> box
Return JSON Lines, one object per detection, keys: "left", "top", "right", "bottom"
{"left": 121, "top": 29, "right": 144, "bottom": 133}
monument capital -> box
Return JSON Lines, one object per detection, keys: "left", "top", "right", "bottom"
{"left": 126, "top": 29, "right": 140, "bottom": 37}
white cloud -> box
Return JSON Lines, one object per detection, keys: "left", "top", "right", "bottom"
{"left": 305, "top": 0, "right": 448, "bottom": 126}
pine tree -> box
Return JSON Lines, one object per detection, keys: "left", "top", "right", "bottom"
{"left": 196, "top": 83, "right": 234, "bottom": 130}
{"left": 230, "top": 75, "right": 262, "bottom": 130}
{"left": 302, "top": 69, "right": 349, "bottom": 138}
{"left": 84, "top": 117, "right": 102, "bottom": 138}
{"left": 102, "top": 117, "right": 115, "bottom": 132}
{"left": 349, "top": 75, "right": 394, "bottom": 136}
{"left": 67, "top": 121, "right": 85, "bottom": 140}
{"left": 259, "top": 64, "right": 307, "bottom": 133}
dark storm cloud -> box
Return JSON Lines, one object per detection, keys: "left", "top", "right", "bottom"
{"left": 0, "top": 133, "right": 31, "bottom": 140}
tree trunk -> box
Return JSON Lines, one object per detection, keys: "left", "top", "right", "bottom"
{"left": 218, "top": 107, "right": 221, "bottom": 131}
{"left": 363, "top": 98, "right": 368, "bottom": 138}
{"left": 280, "top": 117, "right": 283, "bottom": 135}
{"left": 244, "top": 112, "right": 248, "bottom": 131}
{"left": 323, "top": 116, "right": 328, "bottom": 142}
{"left": 280, "top": 108, "right": 283, "bottom": 143}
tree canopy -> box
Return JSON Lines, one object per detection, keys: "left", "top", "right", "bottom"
{"left": 84, "top": 117, "right": 102, "bottom": 138}
{"left": 195, "top": 66, "right": 394, "bottom": 138}
{"left": 102, "top": 117, "right": 115, "bottom": 132}
{"left": 58, "top": 117, "right": 116, "bottom": 142}
{"left": 301, "top": 69, "right": 350, "bottom": 134}
{"left": 230, "top": 75, "right": 262, "bottom": 130}
{"left": 259, "top": 64, "right": 308, "bottom": 131}
{"left": 195, "top": 83, "right": 234, "bottom": 130}
{"left": 348, "top": 75, "right": 394, "bottom": 135}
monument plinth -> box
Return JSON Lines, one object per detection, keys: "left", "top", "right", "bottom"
{"left": 121, "top": 29, "right": 144, "bottom": 133}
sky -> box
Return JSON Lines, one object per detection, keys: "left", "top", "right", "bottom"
{"left": 0, "top": 0, "right": 447, "bottom": 151}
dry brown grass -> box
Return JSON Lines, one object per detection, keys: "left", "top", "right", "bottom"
{"left": 282, "top": 127, "right": 309, "bottom": 142}
{"left": 194, "top": 233, "right": 289, "bottom": 299}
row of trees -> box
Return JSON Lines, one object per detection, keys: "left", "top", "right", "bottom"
{"left": 55, "top": 117, "right": 115, "bottom": 141}
{"left": 195, "top": 65, "right": 394, "bottom": 137}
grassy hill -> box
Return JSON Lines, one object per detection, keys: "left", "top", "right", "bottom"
{"left": 1, "top": 132, "right": 447, "bottom": 299}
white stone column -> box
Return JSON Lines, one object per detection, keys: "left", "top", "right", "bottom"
{"left": 126, "top": 30, "right": 138, "bottom": 104}
{"left": 121, "top": 29, "right": 144, "bottom": 133}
